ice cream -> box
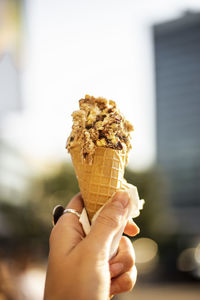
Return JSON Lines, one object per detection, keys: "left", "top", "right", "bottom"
{"left": 66, "top": 95, "right": 141, "bottom": 221}
{"left": 66, "top": 95, "right": 133, "bottom": 164}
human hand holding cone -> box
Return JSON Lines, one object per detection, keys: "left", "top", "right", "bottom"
{"left": 66, "top": 95, "right": 143, "bottom": 299}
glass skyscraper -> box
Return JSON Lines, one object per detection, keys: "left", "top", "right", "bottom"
{"left": 153, "top": 12, "right": 200, "bottom": 235}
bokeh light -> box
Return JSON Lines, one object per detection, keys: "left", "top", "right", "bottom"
{"left": 177, "top": 248, "right": 196, "bottom": 272}
{"left": 133, "top": 238, "right": 159, "bottom": 274}
{"left": 194, "top": 243, "right": 200, "bottom": 264}
{"left": 133, "top": 238, "right": 158, "bottom": 263}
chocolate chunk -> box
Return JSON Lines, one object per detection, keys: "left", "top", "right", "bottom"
{"left": 95, "top": 115, "right": 101, "bottom": 122}
{"left": 70, "top": 136, "right": 74, "bottom": 142}
{"left": 116, "top": 116, "right": 122, "bottom": 121}
{"left": 114, "top": 115, "right": 122, "bottom": 123}
{"left": 122, "top": 136, "right": 128, "bottom": 143}
{"left": 83, "top": 152, "right": 88, "bottom": 159}
{"left": 86, "top": 125, "right": 92, "bottom": 130}
{"left": 117, "top": 141, "right": 123, "bottom": 150}
{"left": 98, "top": 130, "right": 105, "bottom": 139}
{"left": 95, "top": 114, "right": 106, "bottom": 122}
{"left": 96, "top": 102, "right": 106, "bottom": 110}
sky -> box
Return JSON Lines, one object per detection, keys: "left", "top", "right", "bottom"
{"left": 2, "top": 0, "right": 200, "bottom": 172}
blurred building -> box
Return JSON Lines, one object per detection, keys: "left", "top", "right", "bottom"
{"left": 0, "top": 0, "right": 27, "bottom": 203}
{"left": 153, "top": 12, "right": 200, "bottom": 236}
{"left": 0, "top": 0, "right": 22, "bottom": 117}
{"left": 0, "top": 53, "right": 21, "bottom": 118}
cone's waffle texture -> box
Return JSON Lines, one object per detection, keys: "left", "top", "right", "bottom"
{"left": 70, "top": 145, "right": 128, "bottom": 221}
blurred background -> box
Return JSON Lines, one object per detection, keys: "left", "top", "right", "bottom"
{"left": 0, "top": 0, "right": 200, "bottom": 299}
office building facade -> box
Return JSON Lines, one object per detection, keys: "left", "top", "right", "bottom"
{"left": 153, "top": 12, "right": 200, "bottom": 235}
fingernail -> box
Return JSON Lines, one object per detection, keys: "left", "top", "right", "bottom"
{"left": 112, "top": 192, "right": 129, "bottom": 208}
{"left": 128, "top": 219, "right": 140, "bottom": 235}
{"left": 110, "top": 263, "right": 123, "bottom": 278}
{"left": 52, "top": 205, "right": 64, "bottom": 225}
{"left": 134, "top": 224, "right": 140, "bottom": 235}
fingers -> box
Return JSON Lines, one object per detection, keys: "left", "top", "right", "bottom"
{"left": 109, "top": 237, "right": 137, "bottom": 296}
{"left": 66, "top": 192, "right": 84, "bottom": 211}
{"left": 110, "top": 265, "right": 137, "bottom": 295}
{"left": 124, "top": 219, "right": 140, "bottom": 237}
{"left": 49, "top": 193, "right": 84, "bottom": 254}
{"left": 62, "top": 193, "right": 84, "bottom": 225}
{"left": 109, "top": 236, "right": 135, "bottom": 278}
{"left": 54, "top": 193, "right": 84, "bottom": 229}
{"left": 88, "top": 192, "right": 130, "bottom": 252}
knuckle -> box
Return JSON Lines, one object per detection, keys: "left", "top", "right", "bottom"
{"left": 123, "top": 272, "right": 135, "bottom": 291}
{"left": 97, "top": 211, "right": 122, "bottom": 229}
{"left": 111, "top": 267, "right": 137, "bottom": 295}
{"left": 126, "top": 239, "right": 136, "bottom": 265}
{"left": 127, "top": 253, "right": 135, "bottom": 269}
{"left": 120, "top": 237, "right": 135, "bottom": 269}
{"left": 109, "top": 201, "right": 125, "bottom": 215}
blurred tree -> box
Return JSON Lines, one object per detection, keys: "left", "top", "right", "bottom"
{"left": 1, "top": 158, "right": 189, "bottom": 282}
{"left": 125, "top": 167, "right": 170, "bottom": 240}
{"left": 0, "top": 162, "right": 79, "bottom": 259}
{"left": 31, "top": 162, "right": 79, "bottom": 222}
{"left": 0, "top": 161, "right": 173, "bottom": 269}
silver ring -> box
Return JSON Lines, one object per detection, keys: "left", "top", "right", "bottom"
{"left": 63, "top": 208, "right": 81, "bottom": 218}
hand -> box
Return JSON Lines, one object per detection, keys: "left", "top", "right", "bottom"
{"left": 44, "top": 192, "right": 139, "bottom": 300}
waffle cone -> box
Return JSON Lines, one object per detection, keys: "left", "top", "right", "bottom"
{"left": 70, "top": 145, "right": 128, "bottom": 221}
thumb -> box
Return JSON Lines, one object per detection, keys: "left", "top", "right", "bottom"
{"left": 88, "top": 192, "right": 130, "bottom": 254}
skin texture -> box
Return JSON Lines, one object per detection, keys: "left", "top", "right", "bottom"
{"left": 44, "top": 192, "right": 139, "bottom": 300}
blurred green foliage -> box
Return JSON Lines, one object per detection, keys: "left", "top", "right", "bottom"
{"left": 32, "top": 163, "right": 79, "bottom": 217}
{"left": 0, "top": 161, "right": 169, "bottom": 260}
{"left": 125, "top": 167, "right": 169, "bottom": 241}
{"left": 2, "top": 159, "right": 192, "bottom": 282}
{"left": 0, "top": 163, "right": 79, "bottom": 259}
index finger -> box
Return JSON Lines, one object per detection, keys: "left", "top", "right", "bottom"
{"left": 124, "top": 219, "right": 140, "bottom": 237}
